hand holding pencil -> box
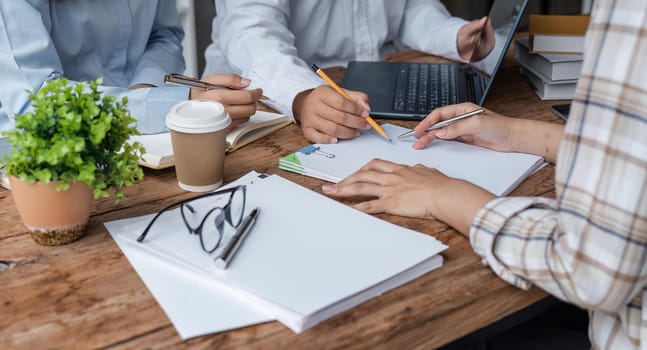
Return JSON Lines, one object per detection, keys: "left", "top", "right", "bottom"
{"left": 290, "top": 65, "right": 372, "bottom": 143}
{"left": 311, "top": 65, "right": 392, "bottom": 143}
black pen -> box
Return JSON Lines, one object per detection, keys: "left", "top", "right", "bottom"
{"left": 214, "top": 207, "right": 260, "bottom": 269}
{"left": 397, "top": 108, "right": 485, "bottom": 139}
{"left": 164, "top": 73, "right": 268, "bottom": 100}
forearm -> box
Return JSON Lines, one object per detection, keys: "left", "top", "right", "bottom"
{"left": 510, "top": 118, "right": 564, "bottom": 163}
{"left": 433, "top": 179, "right": 495, "bottom": 236}
{"left": 400, "top": 0, "right": 466, "bottom": 61}
{"left": 130, "top": 0, "right": 185, "bottom": 87}
{"left": 99, "top": 85, "right": 189, "bottom": 134}
{"left": 471, "top": 195, "right": 647, "bottom": 312}
{"left": 0, "top": 1, "right": 64, "bottom": 120}
{"left": 214, "top": 1, "right": 321, "bottom": 120}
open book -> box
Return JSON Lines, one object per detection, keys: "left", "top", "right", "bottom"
{"left": 131, "top": 111, "right": 291, "bottom": 169}
{"left": 104, "top": 171, "right": 447, "bottom": 333}
{"left": 279, "top": 124, "right": 546, "bottom": 197}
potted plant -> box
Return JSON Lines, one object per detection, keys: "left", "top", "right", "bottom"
{"left": 2, "top": 78, "right": 144, "bottom": 245}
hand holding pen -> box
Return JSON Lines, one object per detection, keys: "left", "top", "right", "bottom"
{"left": 406, "top": 104, "right": 493, "bottom": 150}
{"left": 165, "top": 73, "right": 268, "bottom": 99}
{"left": 165, "top": 73, "right": 264, "bottom": 123}
{"left": 398, "top": 108, "right": 484, "bottom": 139}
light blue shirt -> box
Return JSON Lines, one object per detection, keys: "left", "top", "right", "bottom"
{"left": 0, "top": 0, "right": 189, "bottom": 134}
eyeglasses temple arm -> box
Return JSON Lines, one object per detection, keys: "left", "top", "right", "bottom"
{"left": 136, "top": 201, "right": 186, "bottom": 242}
{"left": 136, "top": 185, "right": 246, "bottom": 243}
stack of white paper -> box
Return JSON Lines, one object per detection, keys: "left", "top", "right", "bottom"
{"left": 109, "top": 233, "right": 272, "bottom": 339}
{"left": 279, "top": 124, "right": 545, "bottom": 197}
{"left": 105, "top": 171, "right": 447, "bottom": 335}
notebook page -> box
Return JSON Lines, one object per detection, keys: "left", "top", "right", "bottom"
{"left": 287, "top": 124, "right": 545, "bottom": 196}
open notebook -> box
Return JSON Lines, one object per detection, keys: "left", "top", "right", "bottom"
{"left": 279, "top": 124, "right": 545, "bottom": 197}
{"left": 131, "top": 111, "right": 291, "bottom": 169}
{"left": 104, "top": 171, "right": 446, "bottom": 333}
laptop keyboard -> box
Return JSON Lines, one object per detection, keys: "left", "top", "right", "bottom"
{"left": 393, "top": 63, "right": 459, "bottom": 113}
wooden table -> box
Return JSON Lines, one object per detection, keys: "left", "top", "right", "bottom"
{"left": 0, "top": 51, "right": 566, "bottom": 349}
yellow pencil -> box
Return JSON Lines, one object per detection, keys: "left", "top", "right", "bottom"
{"left": 311, "top": 64, "right": 392, "bottom": 143}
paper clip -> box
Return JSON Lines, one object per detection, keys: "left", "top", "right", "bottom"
{"left": 298, "top": 145, "right": 335, "bottom": 158}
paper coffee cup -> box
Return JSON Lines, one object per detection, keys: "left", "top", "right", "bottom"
{"left": 166, "top": 100, "right": 231, "bottom": 192}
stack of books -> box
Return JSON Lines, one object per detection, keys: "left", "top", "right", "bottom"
{"left": 515, "top": 15, "right": 589, "bottom": 100}
{"left": 529, "top": 15, "right": 589, "bottom": 54}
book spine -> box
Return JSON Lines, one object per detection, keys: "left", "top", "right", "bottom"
{"left": 515, "top": 42, "right": 582, "bottom": 81}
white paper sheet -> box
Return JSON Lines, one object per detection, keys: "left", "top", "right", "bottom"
{"left": 280, "top": 124, "right": 545, "bottom": 196}
{"left": 105, "top": 209, "right": 272, "bottom": 339}
{"left": 108, "top": 172, "right": 447, "bottom": 333}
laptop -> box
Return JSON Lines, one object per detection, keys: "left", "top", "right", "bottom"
{"left": 341, "top": 0, "right": 528, "bottom": 120}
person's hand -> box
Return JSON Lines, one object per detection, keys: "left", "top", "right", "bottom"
{"left": 411, "top": 102, "right": 515, "bottom": 152}
{"left": 190, "top": 74, "right": 263, "bottom": 128}
{"left": 457, "top": 16, "right": 495, "bottom": 62}
{"left": 322, "top": 159, "right": 452, "bottom": 218}
{"left": 322, "top": 159, "right": 495, "bottom": 234}
{"left": 293, "top": 85, "right": 371, "bottom": 144}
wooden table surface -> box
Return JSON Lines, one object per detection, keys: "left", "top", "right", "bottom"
{"left": 0, "top": 50, "right": 566, "bottom": 349}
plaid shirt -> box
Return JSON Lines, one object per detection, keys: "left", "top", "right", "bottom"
{"left": 470, "top": 1, "right": 647, "bottom": 348}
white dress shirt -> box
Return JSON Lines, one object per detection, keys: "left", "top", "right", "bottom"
{"left": 0, "top": 0, "right": 188, "bottom": 134}
{"left": 204, "top": 0, "right": 501, "bottom": 120}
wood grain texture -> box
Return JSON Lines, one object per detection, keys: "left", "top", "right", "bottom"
{"left": 0, "top": 50, "right": 567, "bottom": 349}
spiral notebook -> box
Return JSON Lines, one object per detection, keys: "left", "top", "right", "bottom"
{"left": 279, "top": 124, "right": 545, "bottom": 197}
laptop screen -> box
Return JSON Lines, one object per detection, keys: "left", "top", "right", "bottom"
{"left": 479, "top": 0, "right": 528, "bottom": 103}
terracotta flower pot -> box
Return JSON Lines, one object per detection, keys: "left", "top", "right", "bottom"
{"left": 9, "top": 176, "right": 93, "bottom": 246}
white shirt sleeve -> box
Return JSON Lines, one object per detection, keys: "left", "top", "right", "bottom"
{"left": 399, "top": 0, "right": 502, "bottom": 73}
{"left": 208, "top": 0, "right": 324, "bottom": 121}
{"left": 398, "top": 0, "right": 467, "bottom": 63}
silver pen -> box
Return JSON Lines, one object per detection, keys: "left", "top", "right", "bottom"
{"left": 214, "top": 207, "right": 261, "bottom": 270}
{"left": 397, "top": 108, "right": 485, "bottom": 139}
{"left": 164, "top": 73, "right": 268, "bottom": 99}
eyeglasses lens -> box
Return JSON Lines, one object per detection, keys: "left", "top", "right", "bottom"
{"left": 200, "top": 207, "right": 225, "bottom": 253}
{"left": 229, "top": 186, "right": 246, "bottom": 227}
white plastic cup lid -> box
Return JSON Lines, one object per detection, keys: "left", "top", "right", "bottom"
{"left": 166, "top": 100, "right": 231, "bottom": 134}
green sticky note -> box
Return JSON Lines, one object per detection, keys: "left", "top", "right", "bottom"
{"left": 280, "top": 153, "right": 301, "bottom": 165}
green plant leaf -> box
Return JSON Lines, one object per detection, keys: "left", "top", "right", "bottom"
{"left": 1, "top": 77, "right": 143, "bottom": 201}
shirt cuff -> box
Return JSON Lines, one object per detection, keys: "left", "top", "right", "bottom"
{"left": 432, "top": 17, "right": 469, "bottom": 63}
{"left": 130, "top": 66, "right": 169, "bottom": 88}
{"left": 128, "top": 86, "right": 189, "bottom": 134}
{"left": 244, "top": 68, "right": 323, "bottom": 122}
{"left": 469, "top": 196, "right": 557, "bottom": 290}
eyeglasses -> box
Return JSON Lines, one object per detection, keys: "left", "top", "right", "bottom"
{"left": 136, "top": 185, "right": 247, "bottom": 253}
